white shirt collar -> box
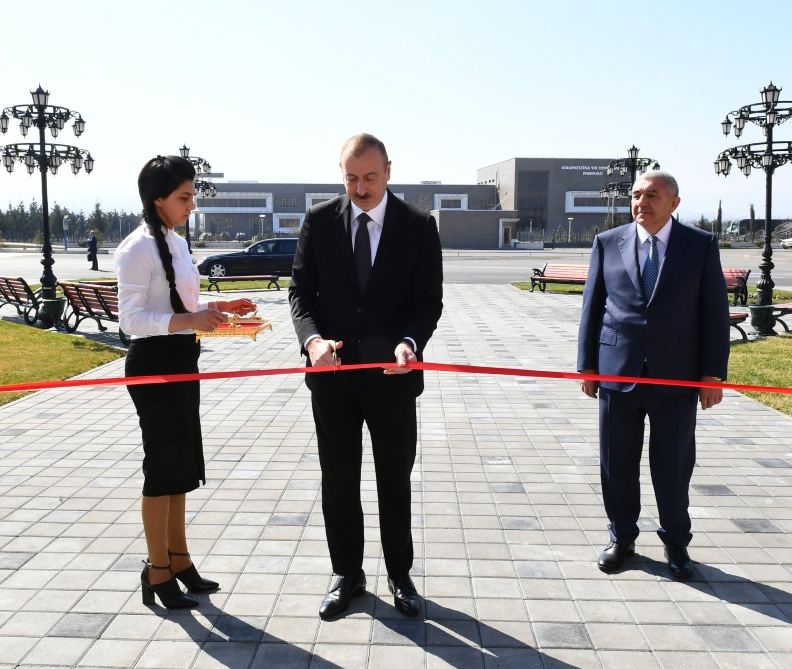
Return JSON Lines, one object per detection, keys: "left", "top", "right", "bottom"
{"left": 635, "top": 217, "right": 673, "bottom": 246}
{"left": 351, "top": 190, "right": 388, "bottom": 227}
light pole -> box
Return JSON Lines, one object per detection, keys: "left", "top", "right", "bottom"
{"left": 63, "top": 214, "right": 69, "bottom": 251}
{"left": 600, "top": 146, "right": 660, "bottom": 226}
{"left": 258, "top": 214, "right": 266, "bottom": 239}
{"left": 567, "top": 217, "right": 574, "bottom": 243}
{"left": 178, "top": 145, "right": 217, "bottom": 252}
{"left": 1, "top": 85, "right": 93, "bottom": 327}
{"left": 716, "top": 81, "right": 792, "bottom": 336}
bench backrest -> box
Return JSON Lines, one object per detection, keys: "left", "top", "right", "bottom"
{"left": 540, "top": 263, "right": 590, "bottom": 278}
{"left": 0, "top": 276, "right": 38, "bottom": 306}
{"left": 60, "top": 282, "right": 119, "bottom": 319}
{"left": 722, "top": 268, "right": 750, "bottom": 288}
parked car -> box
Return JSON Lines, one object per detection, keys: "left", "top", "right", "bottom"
{"left": 781, "top": 238, "right": 792, "bottom": 249}
{"left": 196, "top": 238, "right": 298, "bottom": 277}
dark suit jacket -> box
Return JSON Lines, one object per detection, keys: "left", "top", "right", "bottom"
{"left": 87, "top": 235, "right": 98, "bottom": 260}
{"left": 577, "top": 219, "right": 729, "bottom": 393}
{"left": 289, "top": 190, "right": 443, "bottom": 397}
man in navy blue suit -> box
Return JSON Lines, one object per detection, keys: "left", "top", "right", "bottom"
{"left": 577, "top": 170, "right": 729, "bottom": 579}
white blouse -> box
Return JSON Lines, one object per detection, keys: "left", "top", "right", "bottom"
{"left": 115, "top": 223, "right": 208, "bottom": 338}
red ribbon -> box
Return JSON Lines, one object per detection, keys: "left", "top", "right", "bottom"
{"left": 0, "top": 361, "right": 790, "bottom": 395}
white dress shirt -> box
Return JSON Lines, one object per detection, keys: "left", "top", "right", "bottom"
{"left": 350, "top": 191, "right": 387, "bottom": 262}
{"left": 115, "top": 223, "right": 208, "bottom": 338}
{"left": 636, "top": 217, "right": 672, "bottom": 274}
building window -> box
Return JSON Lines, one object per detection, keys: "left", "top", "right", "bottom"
{"left": 306, "top": 193, "right": 341, "bottom": 211}
{"left": 433, "top": 194, "right": 468, "bottom": 210}
{"left": 273, "top": 213, "right": 305, "bottom": 233}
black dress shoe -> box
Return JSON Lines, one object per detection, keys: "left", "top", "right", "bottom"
{"left": 319, "top": 570, "right": 366, "bottom": 620}
{"left": 597, "top": 541, "right": 635, "bottom": 573}
{"left": 664, "top": 544, "right": 694, "bottom": 580}
{"left": 387, "top": 575, "right": 420, "bottom": 617}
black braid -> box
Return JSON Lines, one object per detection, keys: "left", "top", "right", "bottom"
{"left": 137, "top": 155, "right": 196, "bottom": 315}
{"left": 143, "top": 203, "right": 187, "bottom": 314}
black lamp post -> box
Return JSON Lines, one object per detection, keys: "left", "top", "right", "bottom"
{"left": 1, "top": 85, "right": 93, "bottom": 328}
{"left": 599, "top": 146, "right": 660, "bottom": 226}
{"left": 716, "top": 82, "right": 791, "bottom": 336}
{"left": 178, "top": 145, "right": 217, "bottom": 252}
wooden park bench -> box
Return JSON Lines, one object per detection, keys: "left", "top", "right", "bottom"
{"left": 530, "top": 264, "right": 589, "bottom": 292}
{"left": 59, "top": 281, "right": 128, "bottom": 345}
{"left": 206, "top": 274, "right": 280, "bottom": 292}
{"left": 722, "top": 268, "right": 750, "bottom": 306}
{"left": 729, "top": 312, "right": 749, "bottom": 341}
{"left": 0, "top": 276, "right": 41, "bottom": 325}
{"left": 773, "top": 303, "right": 792, "bottom": 332}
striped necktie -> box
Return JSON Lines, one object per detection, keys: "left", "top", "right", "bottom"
{"left": 641, "top": 235, "right": 659, "bottom": 300}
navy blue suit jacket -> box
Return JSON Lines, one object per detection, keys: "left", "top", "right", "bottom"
{"left": 577, "top": 219, "right": 729, "bottom": 393}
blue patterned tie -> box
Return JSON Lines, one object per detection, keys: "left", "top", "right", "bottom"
{"left": 641, "top": 235, "right": 659, "bottom": 300}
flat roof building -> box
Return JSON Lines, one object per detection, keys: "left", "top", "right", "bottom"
{"left": 194, "top": 156, "right": 631, "bottom": 248}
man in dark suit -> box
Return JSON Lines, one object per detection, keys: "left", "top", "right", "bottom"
{"left": 87, "top": 230, "right": 98, "bottom": 271}
{"left": 577, "top": 170, "right": 729, "bottom": 579}
{"left": 289, "top": 134, "right": 443, "bottom": 619}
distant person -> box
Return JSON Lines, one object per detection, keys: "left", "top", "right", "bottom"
{"left": 87, "top": 230, "right": 98, "bottom": 271}
{"left": 290, "top": 133, "right": 443, "bottom": 619}
{"left": 577, "top": 170, "right": 729, "bottom": 580}
{"left": 116, "top": 155, "right": 256, "bottom": 609}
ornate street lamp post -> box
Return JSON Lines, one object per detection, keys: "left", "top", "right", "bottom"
{"left": 599, "top": 145, "right": 660, "bottom": 227}
{"left": 1, "top": 85, "right": 94, "bottom": 327}
{"left": 178, "top": 145, "right": 217, "bottom": 252}
{"left": 716, "top": 82, "right": 792, "bottom": 336}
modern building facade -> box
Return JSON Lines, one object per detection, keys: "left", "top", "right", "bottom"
{"left": 476, "top": 157, "right": 630, "bottom": 236}
{"left": 194, "top": 156, "right": 629, "bottom": 248}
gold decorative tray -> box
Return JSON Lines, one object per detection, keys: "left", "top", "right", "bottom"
{"left": 195, "top": 314, "right": 272, "bottom": 341}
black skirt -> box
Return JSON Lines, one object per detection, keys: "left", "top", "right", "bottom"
{"left": 125, "top": 334, "right": 205, "bottom": 496}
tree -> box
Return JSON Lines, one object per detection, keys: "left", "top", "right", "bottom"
{"left": 715, "top": 200, "right": 722, "bottom": 239}
{"left": 749, "top": 203, "right": 756, "bottom": 241}
{"left": 87, "top": 202, "right": 106, "bottom": 235}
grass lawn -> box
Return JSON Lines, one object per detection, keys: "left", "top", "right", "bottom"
{"left": 728, "top": 334, "right": 792, "bottom": 416}
{"left": 199, "top": 278, "right": 290, "bottom": 291}
{"left": 512, "top": 282, "right": 584, "bottom": 294}
{"left": 0, "top": 321, "right": 124, "bottom": 406}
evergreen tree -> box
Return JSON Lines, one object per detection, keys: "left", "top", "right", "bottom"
{"left": 749, "top": 203, "right": 756, "bottom": 241}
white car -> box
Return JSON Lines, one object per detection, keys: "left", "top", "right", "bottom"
{"left": 781, "top": 238, "right": 792, "bottom": 249}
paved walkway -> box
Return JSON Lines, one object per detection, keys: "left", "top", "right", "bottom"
{"left": 0, "top": 285, "right": 790, "bottom": 668}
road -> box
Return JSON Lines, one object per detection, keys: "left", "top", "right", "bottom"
{"left": 3, "top": 247, "right": 792, "bottom": 288}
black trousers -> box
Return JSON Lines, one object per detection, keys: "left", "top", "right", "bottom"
{"left": 126, "top": 334, "right": 205, "bottom": 496}
{"left": 599, "top": 385, "right": 697, "bottom": 547}
{"left": 311, "top": 372, "right": 417, "bottom": 579}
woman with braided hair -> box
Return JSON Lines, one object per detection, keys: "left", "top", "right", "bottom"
{"left": 116, "top": 155, "right": 256, "bottom": 609}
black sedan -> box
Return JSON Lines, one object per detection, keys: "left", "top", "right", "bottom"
{"left": 197, "top": 238, "right": 298, "bottom": 277}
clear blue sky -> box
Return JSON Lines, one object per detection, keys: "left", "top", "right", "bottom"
{"left": 2, "top": 0, "right": 792, "bottom": 222}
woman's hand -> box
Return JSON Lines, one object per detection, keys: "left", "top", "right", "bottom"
{"left": 191, "top": 308, "right": 227, "bottom": 332}
{"left": 216, "top": 298, "right": 257, "bottom": 315}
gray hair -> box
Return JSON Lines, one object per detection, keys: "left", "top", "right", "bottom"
{"left": 633, "top": 169, "right": 679, "bottom": 197}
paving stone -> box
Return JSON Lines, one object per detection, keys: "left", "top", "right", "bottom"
{"left": 47, "top": 612, "right": 112, "bottom": 638}
{"left": 532, "top": 622, "right": 592, "bottom": 649}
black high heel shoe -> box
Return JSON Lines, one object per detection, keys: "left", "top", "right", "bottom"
{"left": 168, "top": 550, "right": 220, "bottom": 593}
{"left": 141, "top": 561, "right": 198, "bottom": 608}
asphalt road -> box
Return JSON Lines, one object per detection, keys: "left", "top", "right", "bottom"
{"left": 3, "top": 247, "right": 792, "bottom": 288}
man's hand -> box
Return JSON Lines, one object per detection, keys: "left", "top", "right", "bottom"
{"left": 216, "top": 298, "right": 256, "bottom": 315}
{"left": 579, "top": 370, "right": 599, "bottom": 399}
{"left": 699, "top": 375, "right": 723, "bottom": 410}
{"left": 384, "top": 341, "right": 417, "bottom": 375}
{"left": 307, "top": 338, "right": 343, "bottom": 368}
